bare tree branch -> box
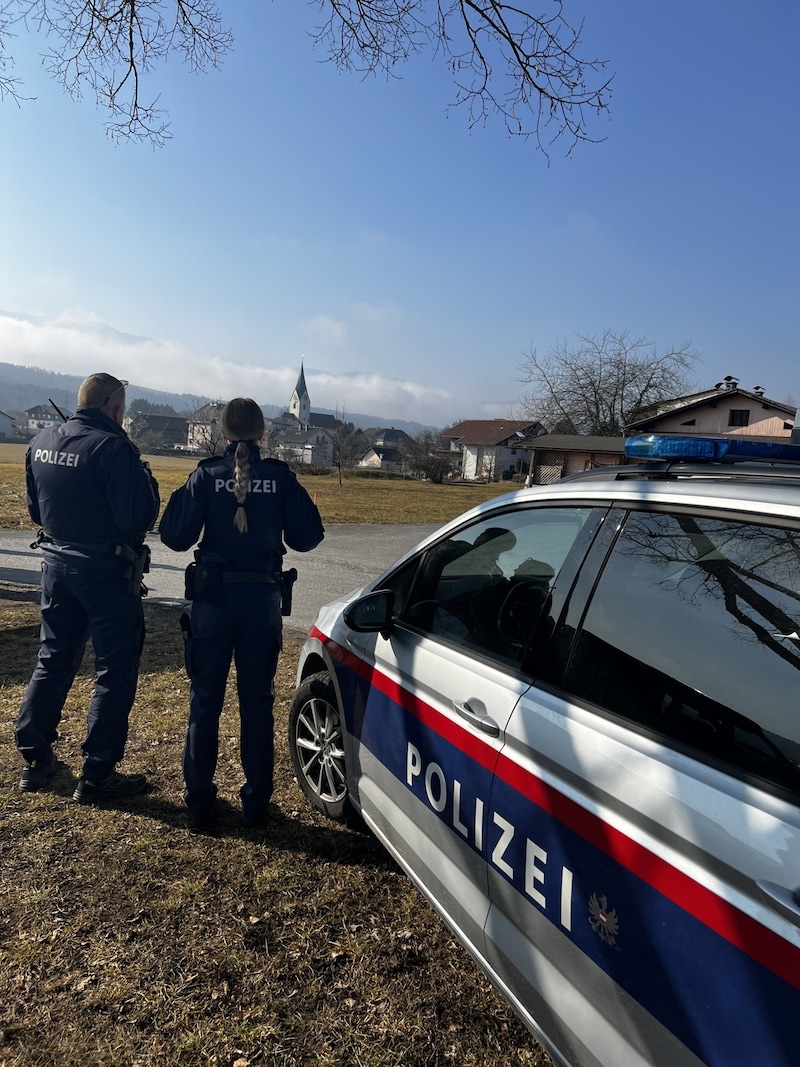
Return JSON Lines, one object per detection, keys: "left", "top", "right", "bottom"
{"left": 1, "top": 1, "right": 612, "bottom": 151}
{"left": 315, "top": 0, "right": 613, "bottom": 157}
{"left": 7, "top": 0, "right": 233, "bottom": 143}
{"left": 518, "top": 328, "right": 699, "bottom": 435}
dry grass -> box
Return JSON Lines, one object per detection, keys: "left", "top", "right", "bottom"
{"left": 0, "top": 443, "right": 515, "bottom": 529}
{"left": 0, "top": 590, "right": 552, "bottom": 1067}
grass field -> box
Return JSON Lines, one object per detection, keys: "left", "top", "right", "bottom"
{"left": 0, "top": 442, "right": 514, "bottom": 529}
{"left": 0, "top": 441, "right": 551, "bottom": 1066}
{"left": 0, "top": 593, "right": 551, "bottom": 1067}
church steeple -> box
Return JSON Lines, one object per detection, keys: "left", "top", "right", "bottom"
{"left": 289, "top": 359, "right": 311, "bottom": 429}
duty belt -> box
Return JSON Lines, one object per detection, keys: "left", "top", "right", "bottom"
{"left": 221, "top": 570, "right": 280, "bottom": 584}
{"left": 39, "top": 535, "right": 118, "bottom": 555}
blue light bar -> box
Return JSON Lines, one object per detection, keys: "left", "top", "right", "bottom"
{"left": 624, "top": 434, "right": 800, "bottom": 464}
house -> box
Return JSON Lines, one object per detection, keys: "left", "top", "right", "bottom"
{"left": 0, "top": 409, "right": 15, "bottom": 441}
{"left": 363, "top": 427, "right": 413, "bottom": 449}
{"left": 358, "top": 445, "right": 407, "bottom": 474}
{"left": 441, "top": 419, "right": 544, "bottom": 481}
{"left": 357, "top": 428, "right": 413, "bottom": 473}
{"left": 23, "top": 403, "right": 69, "bottom": 434}
{"left": 187, "top": 401, "right": 226, "bottom": 453}
{"left": 628, "top": 379, "right": 796, "bottom": 439}
{"left": 267, "top": 411, "right": 301, "bottom": 438}
{"left": 124, "top": 412, "right": 189, "bottom": 451}
{"left": 274, "top": 426, "right": 334, "bottom": 466}
{"left": 524, "top": 434, "right": 627, "bottom": 484}
{"left": 519, "top": 379, "right": 797, "bottom": 484}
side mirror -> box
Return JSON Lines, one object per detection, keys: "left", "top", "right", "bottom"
{"left": 344, "top": 589, "right": 395, "bottom": 639}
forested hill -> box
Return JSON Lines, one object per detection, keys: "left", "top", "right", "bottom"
{"left": 0, "top": 362, "right": 209, "bottom": 414}
{"left": 0, "top": 362, "right": 432, "bottom": 435}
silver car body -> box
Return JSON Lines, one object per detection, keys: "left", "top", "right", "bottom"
{"left": 294, "top": 465, "right": 800, "bottom": 1067}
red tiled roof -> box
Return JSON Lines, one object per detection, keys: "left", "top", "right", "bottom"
{"left": 441, "top": 419, "right": 541, "bottom": 446}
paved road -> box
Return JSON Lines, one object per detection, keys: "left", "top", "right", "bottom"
{"left": 0, "top": 524, "right": 440, "bottom": 634}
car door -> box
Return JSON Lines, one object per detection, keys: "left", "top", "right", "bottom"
{"left": 484, "top": 505, "right": 800, "bottom": 1067}
{"left": 342, "top": 504, "right": 601, "bottom": 990}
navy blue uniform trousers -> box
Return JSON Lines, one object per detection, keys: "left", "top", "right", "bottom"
{"left": 182, "top": 583, "right": 282, "bottom": 818}
{"left": 15, "top": 552, "right": 145, "bottom": 778}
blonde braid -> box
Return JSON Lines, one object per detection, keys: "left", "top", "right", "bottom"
{"left": 232, "top": 440, "right": 250, "bottom": 533}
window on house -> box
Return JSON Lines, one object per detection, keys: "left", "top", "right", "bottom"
{"left": 681, "top": 419, "right": 696, "bottom": 426}
{"left": 728, "top": 409, "right": 750, "bottom": 427}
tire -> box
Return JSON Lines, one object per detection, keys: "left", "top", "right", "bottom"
{"left": 288, "top": 671, "right": 350, "bottom": 820}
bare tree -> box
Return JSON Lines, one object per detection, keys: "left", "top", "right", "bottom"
{"left": 405, "top": 429, "right": 457, "bottom": 483}
{"left": 184, "top": 398, "right": 226, "bottom": 456}
{"left": 330, "top": 406, "right": 368, "bottom": 484}
{"left": 518, "top": 329, "right": 699, "bottom": 436}
{"left": 126, "top": 416, "right": 169, "bottom": 455}
{"left": 1, "top": 1, "right": 612, "bottom": 153}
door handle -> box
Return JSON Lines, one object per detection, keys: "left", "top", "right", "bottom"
{"left": 453, "top": 700, "right": 500, "bottom": 737}
{"left": 756, "top": 879, "right": 800, "bottom": 927}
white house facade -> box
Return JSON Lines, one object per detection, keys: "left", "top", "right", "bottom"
{"left": 441, "top": 419, "right": 544, "bottom": 481}
{"left": 275, "top": 427, "right": 334, "bottom": 466}
{"left": 24, "top": 404, "right": 66, "bottom": 434}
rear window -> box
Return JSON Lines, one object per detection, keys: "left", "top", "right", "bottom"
{"left": 563, "top": 510, "right": 800, "bottom": 798}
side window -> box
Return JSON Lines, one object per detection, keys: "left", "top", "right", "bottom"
{"left": 399, "top": 507, "right": 595, "bottom": 670}
{"left": 376, "top": 554, "right": 419, "bottom": 619}
{"left": 563, "top": 510, "right": 800, "bottom": 797}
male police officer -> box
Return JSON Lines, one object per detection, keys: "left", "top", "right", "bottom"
{"left": 15, "top": 373, "right": 160, "bottom": 802}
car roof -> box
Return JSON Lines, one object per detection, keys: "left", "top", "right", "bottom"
{"left": 458, "top": 464, "right": 800, "bottom": 531}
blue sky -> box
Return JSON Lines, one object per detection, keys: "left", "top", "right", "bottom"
{"left": 0, "top": 1, "right": 797, "bottom": 427}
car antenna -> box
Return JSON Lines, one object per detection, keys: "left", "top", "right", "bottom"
{"left": 49, "top": 398, "right": 68, "bottom": 422}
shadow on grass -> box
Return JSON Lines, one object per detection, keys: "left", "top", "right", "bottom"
{"left": 40, "top": 758, "right": 393, "bottom": 872}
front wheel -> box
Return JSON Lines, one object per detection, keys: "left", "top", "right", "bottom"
{"left": 288, "top": 671, "right": 350, "bottom": 820}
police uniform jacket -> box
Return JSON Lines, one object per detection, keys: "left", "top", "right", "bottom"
{"left": 159, "top": 442, "right": 324, "bottom": 573}
{"left": 26, "top": 406, "right": 160, "bottom": 550}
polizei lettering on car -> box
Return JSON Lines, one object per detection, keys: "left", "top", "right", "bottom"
{"left": 312, "top": 625, "right": 800, "bottom": 1067}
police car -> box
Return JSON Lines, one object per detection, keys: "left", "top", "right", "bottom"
{"left": 288, "top": 435, "right": 800, "bottom": 1067}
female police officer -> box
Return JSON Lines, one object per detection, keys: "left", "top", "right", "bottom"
{"left": 159, "top": 398, "right": 324, "bottom": 827}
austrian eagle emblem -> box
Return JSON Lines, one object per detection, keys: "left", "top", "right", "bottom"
{"left": 588, "top": 892, "right": 620, "bottom": 945}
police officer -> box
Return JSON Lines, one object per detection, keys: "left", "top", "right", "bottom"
{"left": 159, "top": 397, "right": 324, "bottom": 827}
{"left": 16, "top": 373, "right": 160, "bottom": 801}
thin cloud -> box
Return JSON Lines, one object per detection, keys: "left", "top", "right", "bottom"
{"left": 0, "top": 310, "right": 494, "bottom": 425}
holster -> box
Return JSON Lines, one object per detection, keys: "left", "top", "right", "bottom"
{"left": 184, "top": 562, "right": 196, "bottom": 601}
{"left": 116, "top": 543, "right": 151, "bottom": 597}
{"left": 281, "top": 567, "right": 298, "bottom": 617}
{"left": 185, "top": 553, "right": 224, "bottom": 605}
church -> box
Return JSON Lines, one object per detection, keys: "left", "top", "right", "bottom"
{"left": 267, "top": 362, "right": 339, "bottom": 465}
